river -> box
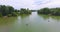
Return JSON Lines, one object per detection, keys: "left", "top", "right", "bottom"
{"left": 0, "top": 12, "right": 60, "bottom": 32}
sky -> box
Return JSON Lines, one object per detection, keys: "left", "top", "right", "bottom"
{"left": 0, "top": 0, "right": 60, "bottom": 10}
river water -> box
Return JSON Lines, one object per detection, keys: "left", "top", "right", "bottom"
{"left": 0, "top": 12, "right": 60, "bottom": 32}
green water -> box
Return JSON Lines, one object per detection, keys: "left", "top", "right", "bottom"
{"left": 0, "top": 12, "right": 60, "bottom": 32}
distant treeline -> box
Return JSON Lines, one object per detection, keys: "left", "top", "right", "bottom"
{"left": 0, "top": 5, "right": 31, "bottom": 17}
{"left": 1, "top": 5, "right": 60, "bottom": 17}
{"left": 37, "top": 8, "right": 60, "bottom": 16}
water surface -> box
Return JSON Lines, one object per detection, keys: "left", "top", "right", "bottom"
{"left": 0, "top": 12, "right": 60, "bottom": 32}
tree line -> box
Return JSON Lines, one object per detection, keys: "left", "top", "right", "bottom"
{"left": 20, "top": 8, "right": 31, "bottom": 14}
{"left": 0, "top": 5, "right": 31, "bottom": 17}
{"left": 37, "top": 8, "right": 60, "bottom": 16}
{"left": 1, "top": 5, "right": 60, "bottom": 17}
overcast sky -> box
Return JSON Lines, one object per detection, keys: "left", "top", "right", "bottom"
{"left": 0, "top": 0, "right": 60, "bottom": 10}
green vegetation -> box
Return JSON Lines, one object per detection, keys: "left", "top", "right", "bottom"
{"left": 0, "top": 5, "right": 19, "bottom": 17}
{"left": 20, "top": 8, "right": 31, "bottom": 14}
{"left": 0, "top": 5, "right": 32, "bottom": 17}
{"left": 38, "top": 8, "right": 51, "bottom": 14}
{"left": 37, "top": 8, "right": 60, "bottom": 16}
{"left": 2, "top": 5, "right": 60, "bottom": 16}
{"left": 50, "top": 8, "right": 60, "bottom": 16}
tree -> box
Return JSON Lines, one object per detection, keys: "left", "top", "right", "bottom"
{"left": 7, "top": 6, "right": 14, "bottom": 14}
{"left": 20, "top": 8, "right": 31, "bottom": 14}
{"left": 0, "top": 5, "right": 18, "bottom": 17}
{"left": 38, "top": 8, "right": 51, "bottom": 14}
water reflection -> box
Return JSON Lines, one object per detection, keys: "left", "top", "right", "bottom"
{"left": 51, "top": 16, "right": 60, "bottom": 21}
{"left": 0, "top": 17, "right": 17, "bottom": 25}
{"left": 20, "top": 14, "right": 30, "bottom": 24}
{"left": 0, "top": 17, "right": 17, "bottom": 32}
{"left": 38, "top": 14, "right": 60, "bottom": 22}
{"left": 37, "top": 13, "right": 60, "bottom": 32}
{"left": 38, "top": 14, "right": 49, "bottom": 19}
{"left": 13, "top": 15, "right": 31, "bottom": 32}
{"left": 0, "top": 12, "right": 60, "bottom": 32}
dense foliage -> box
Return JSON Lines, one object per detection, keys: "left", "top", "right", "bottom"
{"left": 0, "top": 5, "right": 19, "bottom": 17}
{"left": 20, "top": 8, "right": 31, "bottom": 14}
{"left": 38, "top": 8, "right": 51, "bottom": 14}
{"left": 37, "top": 8, "right": 60, "bottom": 16}
{"left": 2, "top": 5, "right": 60, "bottom": 16}
{"left": 0, "top": 5, "right": 32, "bottom": 17}
{"left": 50, "top": 8, "right": 60, "bottom": 16}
